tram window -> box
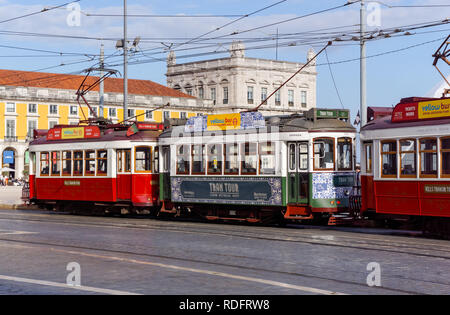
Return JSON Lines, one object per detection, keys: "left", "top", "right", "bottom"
{"left": 381, "top": 140, "right": 397, "bottom": 177}
{"left": 51, "top": 151, "right": 61, "bottom": 176}
{"left": 135, "top": 147, "right": 152, "bottom": 172}
{"left": 400, "top": 139, "right": 416, "bottom": 177}
{"left": 224, "top": 143, "right": 239, "bottom": 175}
{"left": 176, "top": 145, "right": 190, "bottom": 175}
{"left": 162, "top": 147, "right": 170, "bottom": 173}
{"left": 97, "top": 150, "right": 108, "bottom": 176}
{"left": 314, "top": 138, "right": 335, "bottom": 170}
{"left": 299, "top": 144, "right": 308, "bottom": 171}
{"left": 192, "top": 144, "right": 205, "bottom": 175}
{"left": 337, "top": 138, "right": 352, "bottom": 171}
{"left": 117, "top": 150, "right": 123, "bottom": 173}
{"left": 364, "top": 143, "right": 373, "bottom": 173}
{"left": 289, "top": 144, "right": 296, "bottom": 171}
{"left": 259, "top": 142, "right": 275, "bottom": 175}
{"left": 62, "top": 151, "right": 72, "bottom": 176}
{"left": 441, "top": 138, "right": 450, "bottom": 177}
{"left": 40, "top": 152, "right": 50, "bottom": 176}
{"left": 124, "top": 150, "right": 131, "bottom": 173}
{"left": 153, "top": 147, "right": 159, "bottom": 174}
{"left": 73, "top": 151, "right": 83, "bottom": 176}
{"left": 241, "top": 143, "right": 257, "bottom": 175}
{"left": 207, "top": 144, "right": 223, "bottom": 175}
{"left": 420, "top": 138, "right": 437, "bottom": 177}
{"left": 85, "top": 150, "right": 96, "bottom": 176}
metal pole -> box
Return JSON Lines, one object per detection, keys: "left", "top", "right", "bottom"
{"left": 123, "top": 0, "right": 128, "bottom": 121}
{"left": 99, "top": 43, "right": 104, "bottom": 118}
{"left": 360, "top": 0, "right": 367, "bottom": 127}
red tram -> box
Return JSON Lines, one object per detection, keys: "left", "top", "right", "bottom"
{"left": 27, "top": 122, "right": 163, "bottom": 214}
{"left": 360, "top": 96, "right": 450, "bottom": 235}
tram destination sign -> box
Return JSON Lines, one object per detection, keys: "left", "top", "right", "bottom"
{"left": 171, "top": 177, "right": 282, "bottom": 206}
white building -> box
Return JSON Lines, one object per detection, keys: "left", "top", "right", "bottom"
{"left": 166, "top": 42, "right": 317, "bottom": 116}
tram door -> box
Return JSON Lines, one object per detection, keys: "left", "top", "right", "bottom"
{"left": 116, "top": 149, "right": 132, "bottom": 200}
{"left": 287, "top": 142, "right": 309, "bottom": 205}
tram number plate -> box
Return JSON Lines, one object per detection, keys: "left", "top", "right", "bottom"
{"left": 333, "top": 175, "right": 354, "bottom": 187}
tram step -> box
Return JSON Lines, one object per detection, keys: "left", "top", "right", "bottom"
{"left": 328, "top": 215, "right": 354, "bottom": 226}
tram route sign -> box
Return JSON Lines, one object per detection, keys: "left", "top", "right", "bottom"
{"left": 171, "top": 177, "right": 282, "bottom": 206}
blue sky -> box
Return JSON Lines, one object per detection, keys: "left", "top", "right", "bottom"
{"left": 0, "top": 0, "right": 449, "bottom": 122}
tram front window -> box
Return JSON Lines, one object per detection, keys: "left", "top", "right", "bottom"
{"left": 314, "top": 138, "right": 334, "bottom": 170}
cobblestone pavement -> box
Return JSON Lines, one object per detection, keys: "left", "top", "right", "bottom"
{"left": 0, "top": 186, "right": 23, "bottom": 206}
{"left": 0, "top": 209, "right": 449, "bottom": 296}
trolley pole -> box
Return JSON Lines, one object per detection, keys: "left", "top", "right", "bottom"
{"left": 99, "top": 43, "right": 105, "bottom": 119}
{"left": 123, "top": 0, "right": 128, "bottom": 121}
{"left": 360, "top": 0, "right": 367, "bottom": 127}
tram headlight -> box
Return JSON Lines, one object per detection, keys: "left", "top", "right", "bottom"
{"left": 344, "top": 189, "right": 350, "bottom": 196}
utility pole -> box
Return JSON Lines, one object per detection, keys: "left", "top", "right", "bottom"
{"left": 99, "top": 43, "right": 105, "bottom": 118}
{"left": 360, "top": 0, "right": 367, "bottom": 127}
{"left": 123, "top": 0, "right": 128, "bottom": 121}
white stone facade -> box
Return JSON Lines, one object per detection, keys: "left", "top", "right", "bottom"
{"left": 166, "top": 42, "right": 317, "bottom": 116}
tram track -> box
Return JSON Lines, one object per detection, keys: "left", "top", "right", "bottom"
{"left": 0, "top": 232, "right": 434, "bottom": 295}
{"left": 0, "top": 210, "right": 449, "bottom": 294}
{"left": 0, "top": 210, "right": 450, "bottom": 261}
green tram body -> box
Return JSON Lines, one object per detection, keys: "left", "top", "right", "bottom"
{"left": 158, "top": 109, "right": 357, "bottom": 223}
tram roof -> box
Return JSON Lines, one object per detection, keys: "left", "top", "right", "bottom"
{"left": 160, "top": 109, "right": 355, "bottom": 138}
{"left": 29, "top": 126, "right": 162, "bottom": 147}
{"left": 362, "top": 96, "right": 450, "bottom": 131}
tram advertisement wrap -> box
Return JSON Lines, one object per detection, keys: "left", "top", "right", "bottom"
{"left": 171, "top": 177, "right": 283, "bottom": 206}
{"left": 418, "top": 99, "right": 450, "bottom": 120}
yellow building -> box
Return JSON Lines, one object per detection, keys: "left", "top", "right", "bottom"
{"left": 0, "top": 69, "right": 213, "bottom": 179}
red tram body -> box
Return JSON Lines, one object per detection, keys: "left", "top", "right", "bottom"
{"left": 27, "top": 123, "right": 163, "bottom": 214}
{"left": 360, "top": 97, "right": 450, "bottom": 234}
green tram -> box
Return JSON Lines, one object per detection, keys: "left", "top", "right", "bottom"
{"left": 158, "top": 108, "right": 357, "bottom": 224}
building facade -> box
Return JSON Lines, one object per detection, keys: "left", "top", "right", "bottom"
{"left": 166, "top": 42, "right": 317, "bottom": 116}
{"left": 0, "top": 69, "right": 213, "bottom": 179}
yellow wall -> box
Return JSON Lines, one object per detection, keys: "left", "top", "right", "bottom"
{"left": 38, "top": 104, "right": 48, "bottom": 129}
{"left": 0, "top": 102, "right": 4, "bottom": 139}
{"left": 0, "top": 101, "right": 195, "bottom": 140}
{"left": 16, "top": 103, "right": 27, "bottom": 140}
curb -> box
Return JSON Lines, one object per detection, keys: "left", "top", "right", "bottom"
{"left": 0, "top": 204, "right": 40, "bottom": 210}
